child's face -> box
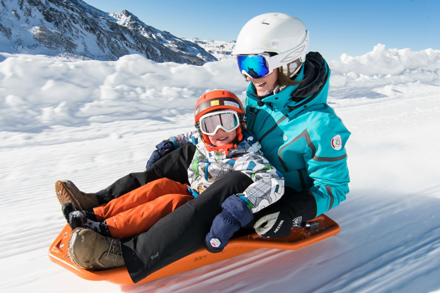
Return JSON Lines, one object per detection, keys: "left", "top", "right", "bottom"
{"left": 207, "top": 128, "right": 237, "bottom": 146}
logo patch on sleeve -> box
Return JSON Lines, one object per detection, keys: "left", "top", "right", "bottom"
{"left": 331, "top": 135, "right": 342, "bottom": 150}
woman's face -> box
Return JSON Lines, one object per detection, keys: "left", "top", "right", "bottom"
{"left": 246, "top": 69, "right": 278, "bottom": 97}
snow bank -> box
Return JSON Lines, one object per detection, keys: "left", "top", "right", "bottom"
{"left": 329, "top": 44, "right": 440, "bottom": 87}
{"left": 1, "top": 45, "right": 440, "bottom": 132}
{"left": 0, "top": 54, "right": 244, "bottom": 132}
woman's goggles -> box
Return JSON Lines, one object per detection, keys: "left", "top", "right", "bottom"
{"left": 199, "top": 111, "right": 240, "bottom": 135}
{"left": 236, "top": 31, "right": 309, "bottom": 79}
{"left": 237, "top": 54, "right": 273, "bottom": 79}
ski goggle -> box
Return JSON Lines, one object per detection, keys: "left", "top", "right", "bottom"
{"left": 237, "top": 54, "right": 273, "bottom": 79}
{"left": 236, "top": 31, "right": 309, "bottom": 79}
{"left": 199, "top": 110, "right": 240, "bottom": 135}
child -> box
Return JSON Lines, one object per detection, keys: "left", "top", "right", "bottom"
{"left": 66, "top": 90, "right": 284, "bottom": 270}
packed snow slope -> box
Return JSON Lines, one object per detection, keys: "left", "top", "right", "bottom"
{"left": 1, "top": 44, "right": 440, "bottom": 293}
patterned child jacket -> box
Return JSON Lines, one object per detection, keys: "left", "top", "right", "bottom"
{"left": 169, "top": 130, "right": 284, "bottom": 213}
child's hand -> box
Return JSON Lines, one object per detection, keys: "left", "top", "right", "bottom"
{"left": 204, "top": 195, "right": 253, "bottom": 253}
{"left": 146, "top": 140, "right": 175, "bottom": 168}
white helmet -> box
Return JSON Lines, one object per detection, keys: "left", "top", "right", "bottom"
{"left": 233, "top": 13, "right": 309, "bottom": 77}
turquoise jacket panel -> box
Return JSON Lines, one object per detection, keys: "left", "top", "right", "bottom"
{"left": 244, "top": 52, "right": 351, "bottom": 217}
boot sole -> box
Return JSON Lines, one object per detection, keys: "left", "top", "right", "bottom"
{"left": 55, "top": 180, "right": 82, "bottom": 209}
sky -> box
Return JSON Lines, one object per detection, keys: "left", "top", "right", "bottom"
{"left": 1, "top": 46, "right": 440, "bottom": 292}
{"left": 82, "top": 0, "right": 440, "bottom": 61}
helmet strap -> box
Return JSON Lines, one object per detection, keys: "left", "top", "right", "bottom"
{"left": 281, "top": 59, "right": 302, "bottom": 78}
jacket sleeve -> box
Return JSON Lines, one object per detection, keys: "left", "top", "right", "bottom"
{"left": 168, "top": 130, "right": 199, "bottom": 148}
{"left": 233, "top": 140, "right": 285, "bottom": 214}
{"left": 306, "top": 110, "right": 351, "bottom": 216}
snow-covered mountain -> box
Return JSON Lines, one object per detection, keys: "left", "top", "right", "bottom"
{"left": 109, "top": 10, "right": 217, "bottom": 63}
{"left": 186, "top": 38, "right": 236, "bottom": 60}
{"left": 0, "top": 0, "right": 217, "bottom": 64}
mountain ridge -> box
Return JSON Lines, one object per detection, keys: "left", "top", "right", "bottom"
{"left": 0, "top": 0, "right": 218, "bottom": 64}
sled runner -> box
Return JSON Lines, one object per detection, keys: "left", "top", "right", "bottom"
{"left": 48, "top": 214, "right": 339, "bottom": 286}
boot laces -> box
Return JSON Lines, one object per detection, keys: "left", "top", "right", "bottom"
{"left": 105, "top": 238, "right": 123, "bottom": 262}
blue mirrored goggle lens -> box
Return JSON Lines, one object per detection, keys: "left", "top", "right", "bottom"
{"left": 200, "top": 113, "right": 239, "bottom": 134}
{"left": 237, "top": 55, "right": 270, "bottom": 79}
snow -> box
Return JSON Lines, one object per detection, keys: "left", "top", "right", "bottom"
{"left": 1, "top": 44, "right": 440, "bottom": 293}
{"left": 186, "top": 38, "right": 236, "bottom": 61}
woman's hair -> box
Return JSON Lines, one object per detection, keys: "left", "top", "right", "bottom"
{"left": 277, "top": 67, "right": 303, "bottom": 87}
{"left": 266, "top": 52, "right": 303, "bottom": 88}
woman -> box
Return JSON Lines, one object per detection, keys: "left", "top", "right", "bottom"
{"left": 233, "top": 13, "right": 350, "bottom": 237}
{"left": 57, "top": 13, "right": 350, "bottom": 283}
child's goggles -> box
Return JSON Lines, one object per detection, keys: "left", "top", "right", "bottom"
{"left": 199, "top": 110, "right": 240, "bottom": 135}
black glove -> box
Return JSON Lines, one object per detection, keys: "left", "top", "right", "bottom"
{"left": 253, "top": 212, "right": 292, "bottom": 238}
{"left": 253, "top": 204, "right": 299, "bottom": 238}
{"left": 146, "top": 140, "right": 175, "bottom": 169}
{"left": 253, "top": 189, "right": 317, "bottom": 238}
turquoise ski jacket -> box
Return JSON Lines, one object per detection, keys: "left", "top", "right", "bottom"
{"left": 244, "top": 52, "right": 351, "bottom": 217}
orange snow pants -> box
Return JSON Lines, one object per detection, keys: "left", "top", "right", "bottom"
{"left": 93, "top": 178, "right": 193, "bottom": 239}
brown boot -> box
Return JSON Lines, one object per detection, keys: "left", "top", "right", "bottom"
{"left": 68, "top": 228, "right": 125, "bottom": 270}
{"left": 55, "top": 180, "right": 100, "bottom": 211}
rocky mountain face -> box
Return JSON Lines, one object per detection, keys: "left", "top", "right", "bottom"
{"left": 0, "top": 0, "right": 217, "bottom": 64}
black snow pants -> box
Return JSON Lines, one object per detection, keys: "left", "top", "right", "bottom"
{"left": 94, "top": 144, "right": 197, "bottom": 204}
{"left": 95, "top": 144, "right": 316, "bottom": 283}
{"left": 121, "top": 171, "right": 253, "bottom": 283}
{"left": 94, "top": 144, "right": 253, "bottom": 283}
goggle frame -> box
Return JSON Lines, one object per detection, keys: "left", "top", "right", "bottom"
{"left": 198, "top": 110, "right": 240, "bottom": 136}
{"left": 237, "top": 30, "right": 309, "bottom": 79}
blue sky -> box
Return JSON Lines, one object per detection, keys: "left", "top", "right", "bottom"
{"left": 84, "top": 0, "right": 439, "bottom": 61}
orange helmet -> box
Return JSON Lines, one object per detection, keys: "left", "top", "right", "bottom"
{"left": 194, "top": 90, "right": 245, "bottom": 124}
{"left": 194, "top": 90, "right": 246, "bottom": 152}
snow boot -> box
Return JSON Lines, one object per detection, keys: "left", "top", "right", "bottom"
{"left": 68, "top": 227, "right": 125, "bottom": 270}
{"left": 61, "top": 202, "right": 79, "bottom": 222}
{"left": 55, "top": 180, "right": 99, "bottom": 211}
{"left": 68, "top": 211, "right": 111, "bottom": 237}
{"left": 62, "top": 202, "right": 98, "bottom": 222}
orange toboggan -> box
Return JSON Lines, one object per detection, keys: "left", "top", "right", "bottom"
{"left": 49, "top": 214, "right": 339, "bottom": 286}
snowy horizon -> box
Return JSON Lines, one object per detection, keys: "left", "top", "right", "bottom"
{"left": 1, "top": 44, "right": 440, "bottom": 293}
{"left": 2, "top": 43, "right": 439, "bottom": 134}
